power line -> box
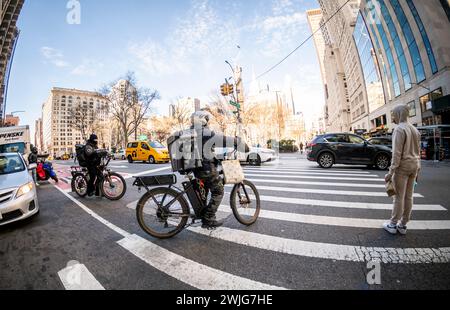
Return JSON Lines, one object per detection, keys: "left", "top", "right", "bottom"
{"left": 253, "top": 0, "right": 351, "bottom": 83}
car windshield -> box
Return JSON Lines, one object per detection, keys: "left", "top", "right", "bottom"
{"left": 0, "top": 154, "right": 25, "bottom": 175}
{"left": 150, "top": 142, "right": 165, "bottom": 149}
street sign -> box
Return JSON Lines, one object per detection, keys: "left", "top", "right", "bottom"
{"left": 229, "top": 101, "right": 241, "bottom": 110}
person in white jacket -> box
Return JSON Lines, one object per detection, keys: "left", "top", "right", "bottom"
{"left": 383, "top": 105, "right": 422, "bottom": 235}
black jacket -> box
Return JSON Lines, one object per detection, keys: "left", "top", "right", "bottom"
{"left": 28, "top": 152, "right": 38, "bottom": 164}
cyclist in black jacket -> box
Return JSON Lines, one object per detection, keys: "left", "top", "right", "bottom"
{"left": 85, "top": 134, "right": 103, "bottom": 197}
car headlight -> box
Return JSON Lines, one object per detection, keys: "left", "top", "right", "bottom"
{"left": 16, "top": 182, "right": 34, "bottom": 199}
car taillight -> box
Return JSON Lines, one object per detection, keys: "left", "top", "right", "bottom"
{"left": 309, "top": 143, "right": 317, "bottom": 148}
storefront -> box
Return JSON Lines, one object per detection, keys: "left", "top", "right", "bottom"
{"left": 418, "top": 125, "right": 450, "bottom": 161}
{"left": 419, "top": 88, "right": 448, "bottom": 126}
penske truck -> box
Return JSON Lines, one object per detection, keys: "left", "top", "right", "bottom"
{"left": 0, "top": 125, "right": 31, "bottom": 156}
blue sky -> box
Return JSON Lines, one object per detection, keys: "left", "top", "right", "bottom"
{"left": 7, "top": 0, "right": 324, "bottom": 135}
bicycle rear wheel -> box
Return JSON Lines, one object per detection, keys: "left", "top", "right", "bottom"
{"left": 136, "top": 187, "right": 190, "bottom": 239}
{"left": 230, "top": 180, "right": 261, "bottom": 226}
{"left": 72, "top": 173, "right": 88, "bottom": 197}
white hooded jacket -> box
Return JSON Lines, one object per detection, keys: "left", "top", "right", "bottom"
{"left": 388, "top": 105, "right": 421, "bottom": 176}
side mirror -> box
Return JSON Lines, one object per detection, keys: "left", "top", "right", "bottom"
{"left": 28, "top": 163, "right": 37, "bottom": 171}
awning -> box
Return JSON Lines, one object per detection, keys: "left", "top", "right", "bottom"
{"left": 432, "top": 95, "right": 450, "bottom": 113}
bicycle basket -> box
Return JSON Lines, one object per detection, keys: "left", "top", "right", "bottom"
{"left": 221, "top": 160, "right": 245, "bottom": 184}
{"left": 133, "top": 174, "right": 177, "bottom": 187}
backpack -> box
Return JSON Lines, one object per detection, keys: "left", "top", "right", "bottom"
{"left": 75, "top": 144, "right": 88, "bottom": 167}
{"left": 167, "top": 129, "right": 203, "bottom": 175}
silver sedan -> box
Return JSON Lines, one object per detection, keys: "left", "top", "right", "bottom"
{"left": 0, "top": 153, "right": 39, "bottom": 226}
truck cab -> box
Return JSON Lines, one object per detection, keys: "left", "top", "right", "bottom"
{"left": 0, "top": 126, "right": 31, "bottom": 157}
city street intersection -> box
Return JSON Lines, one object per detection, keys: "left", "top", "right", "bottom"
{"left": 1, "top": 155, "right": 450, "bottom": 290}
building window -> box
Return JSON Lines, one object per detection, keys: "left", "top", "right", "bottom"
{"left": 389, "top": 0, "right": 426, "bottom": 82}
{"left": 406, "top": 0, "right": 439, "bottom": 74}
{"left": 378, "top": 0, "right": 412, "bottom": 91}
{"left": 420, "top": 87, "right": 443, "bottom": 113}
{"left": 407, "top": 101, "right": 417, "bottom": 117}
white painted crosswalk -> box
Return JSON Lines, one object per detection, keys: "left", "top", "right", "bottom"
{"left": 55, "top": 160, "right": 450, "bottom": 289}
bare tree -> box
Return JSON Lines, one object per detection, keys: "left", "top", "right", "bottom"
{"left": 100, "top": 72, "right": 159, "bottom": 146}
{"left": 67, "top": 105, "right": 94, "bottom": 140}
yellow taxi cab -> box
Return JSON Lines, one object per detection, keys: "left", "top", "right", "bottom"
{"left": 126, "top": 141, "right": 170, "bottom": 164}
{"left": 61, "top": 153, "right": 70, "bottom": 161}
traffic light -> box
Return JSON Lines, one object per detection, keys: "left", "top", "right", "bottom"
{"left": 227, "top": 83, "right": 234, "bottom": 95}
{"left": 220, "top": 83, "right": 234, "bottom": 96}
{"left": 220, "top": 84, "right": 228, "bottom": 96}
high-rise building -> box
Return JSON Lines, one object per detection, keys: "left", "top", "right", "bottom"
{"left": 42, "top": 88, "right": 110, "bottom": 157}
{"left": 307, "top": 9, "right": 328, "bottom": 93}
{"left": 318, "top": 0, "right": 371, "bottom": 132}
{"left": 0, "top": 0, "right": 24, "bottom": 121}
{"left": 34, "top": 118, "right": 43, "bottom": 151}
{"left": 356, "top": 0, "right": 450, "bottom": 132}
{"left": 169, "top": 97, "right": 201, "bottom": 118}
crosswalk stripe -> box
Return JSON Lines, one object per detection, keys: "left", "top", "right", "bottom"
{"left": 187, "top": 226, "right": 450, "bottom": 264}
{"left": 224, "top": 184, "right": 424, "bottom": 198}
{"left": 58, "top": 263, "right": 105, "bottom": 290}
{"left": 247, "top": 178, "right": 386, "bottom": 189}
{"left": 242, "top": 170, "right": 379, "bottom": 177}
{"left": 245, "top": 174, "right": 385, "bottom": 182}
{"left": 244, "top": 168, "right": 372, "bottom": 175}
{"left": 124, "top": 167, "right": 172, "bottom": 180}
{"left": 117, "top": 234, "right": 286, "bottom": 290}
{"left": 216, "top": 206, "right": 450, "bottom": 230}
{"left": 54, "top": 185, "right": 285, "bottom": 290}
{"left": 255, "top": 195, "right": 446, "bottom": 211}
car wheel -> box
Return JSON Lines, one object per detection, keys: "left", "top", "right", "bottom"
{"left": 375, "top": 154, "right": 390, "bottom": 170}
{"left": 148, "top": 156, "right": 156, "bottom": 164}
{"left": 127, "top": 156, "right": 134, "bottom": 163}
{"left": 248, "top": 154, "right": 261, "bottom": 166}
{"left": 318, "top": 152, "right": 334, "bottom": 169}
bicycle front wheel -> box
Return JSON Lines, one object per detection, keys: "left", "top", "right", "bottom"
{"left": 136, "top": 187, "right": 190, "bottom": 239}
{"left": 230, "top": 180, "right": 261, "bottom": 226}
{"left": 101, "top": 172, "right": 127, "bottom": 201}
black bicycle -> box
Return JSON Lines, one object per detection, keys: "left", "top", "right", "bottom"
{"left": 133, "top": 171, "right": 261, "bottom": 239}
{"left": 71, "top": 152, "right": 127, "bottom": 201}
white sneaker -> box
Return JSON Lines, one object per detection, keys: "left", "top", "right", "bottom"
{"left": 383, "top": 222, "right": 397, "bottom": 235}
{"left": 397, "top": 224, "right": 408, "bottom": 235}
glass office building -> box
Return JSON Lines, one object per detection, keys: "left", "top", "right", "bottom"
{"left": 356, "top": 0, "right": 450, "bottom": 132}
{"left": 353, "top": 13, "right": 385, "bottom": 116}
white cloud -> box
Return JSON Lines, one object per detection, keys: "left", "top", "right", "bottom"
{"left": 40, "top": 47, "right": 70, "bottom": 68}
{"left": 128, "top": 0, "right": 239, "bottom": 77}
{"left": 71, "top": 59, "right": 104, "bottom": 76}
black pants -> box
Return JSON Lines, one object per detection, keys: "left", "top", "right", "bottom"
{"left": 202, "top": 174, "right": 225, "bottom": 222}
{"left": 87, "top": 166, "right": 99, "bottom": 195}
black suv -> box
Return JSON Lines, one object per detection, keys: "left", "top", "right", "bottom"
{"left": 306, "top": 133, "right": 392, "bottom": 170}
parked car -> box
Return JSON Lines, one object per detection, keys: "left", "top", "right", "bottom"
{"left": 0, "top": 153, "right": 39, "bottom": 226}
{"left": 216, "top": 146, "right": 278, "bottom": 166}
{"left": 368, "top": 137, "right": 392, "bottom": 149}
{"left": 126, "top": 141, "right": 170, "bottom": 164}
{"left": 306, "top": 133, "right": 392, "bottom": 170}
{"left": 113, "top": 150, "right": 126, "bottom": 160}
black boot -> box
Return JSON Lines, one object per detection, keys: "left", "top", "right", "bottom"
{"left": 202, "top": 215, "right": 224, "bottom": 229}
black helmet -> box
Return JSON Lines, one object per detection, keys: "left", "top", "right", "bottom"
{"left": 32, "top": 147, "right": 38, "bottom": 154}
{"left": 89, "top": 134, "right": 99, "bottom": 146}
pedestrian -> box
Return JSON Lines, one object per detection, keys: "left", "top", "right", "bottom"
{"left": 383, "top": 105, "right": 421, "bottom": 235}
{"left": 28, "top": 146, "right": 39, "bottom": 186}
{"left": 299, "top": 142, "right": 304, "bottom": 154}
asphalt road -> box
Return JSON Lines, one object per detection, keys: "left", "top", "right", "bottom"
{"left": 1, "top": 155, "right": 450, "bottom": 290}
